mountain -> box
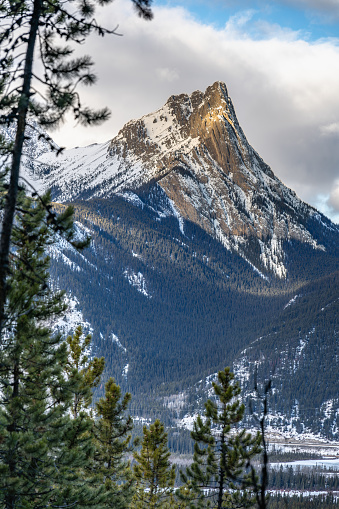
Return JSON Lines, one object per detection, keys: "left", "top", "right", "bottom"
{"left": 23, "top": 81, "right": 337, "bottom": 280}
{"left": 6, "top": 82, "right": 339, "bottom": 441}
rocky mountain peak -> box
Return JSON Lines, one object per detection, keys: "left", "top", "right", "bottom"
{"left": 164, "top": 80, "right": 229, "bottom": 121}
{"left": 107, "top": 81, "right": 272, "bottom": 192}
{"left": 18, "top": 81, "right": 338, "bottom": 278}
{"left": 106, "top": 82, "right": 326, "bottom": 278}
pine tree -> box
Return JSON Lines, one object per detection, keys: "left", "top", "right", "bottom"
{"left": 181, "top": 367, "right": 262, "bottom": 509}
{"left": 92, "top": 377, "right": 135, "bottom": 508}
{"left": 66, "top": 324, "right": 105, "bottom": 418}
{"left": 0, "top": 192, "right": 105, "bottom": 507}
{"left": 0, "top": 193, "right": 76, "bottom": 505}
{"left": 62, "top": 324, "right": 109, "bottom": 508}
{"left": 132, "top": 419, "right": 176, "bottom": 509}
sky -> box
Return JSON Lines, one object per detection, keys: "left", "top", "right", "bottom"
{"left": 49, "top": 0, "right": 339, "bottom": 223}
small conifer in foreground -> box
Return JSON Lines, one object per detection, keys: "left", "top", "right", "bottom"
{"left": 180, "top": 367, "right": 261, "bottom": 509}
{"left": 132, "top": 419, "right": 176, "bottom": 508}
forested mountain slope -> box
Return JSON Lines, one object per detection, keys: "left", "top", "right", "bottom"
{"left": 4, "top": 82, "right": 339, "bottom": 438}
{"left": 234, "top": 270, "right": 339, "bottom": 437}
{"left": 47, "top": 195, "right": 339, "bottom": 439}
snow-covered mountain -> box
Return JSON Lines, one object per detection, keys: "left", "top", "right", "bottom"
{"left": 3, "top": 82, "right": 339, "bottom": 441}
{"left": 19, "top": 81, "right": 338, "bottom": 279}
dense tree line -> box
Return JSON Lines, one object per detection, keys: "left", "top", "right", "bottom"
{"left": 50, "top": 197, "right": 292, "bottom": 388}
{"left": 267, "top": 494, "right": 339, "bottom": 509}
{"left": 269, "top": 466, "right": 339, "bottom": 491}
{"left": 268, "top": 450, "right": 324, "bottom": 463}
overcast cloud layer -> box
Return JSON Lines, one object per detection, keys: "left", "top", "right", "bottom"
{"left": 49, "top": 0, "right": 339, "bottom": 223}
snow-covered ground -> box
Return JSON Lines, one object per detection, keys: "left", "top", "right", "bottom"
{"left": 268, "top": 490, "right": 339, "bottom": 499}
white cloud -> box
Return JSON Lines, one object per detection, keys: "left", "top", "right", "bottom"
{"left": 224, "top": 9, "right": 305, "bottom": 40}
{"left": 315, "top": 185, "right": 339, "bottom": 224}
{"left": 321, "top": 122, "right": 339, "bottom": 136}
{"left": 224, "top": 9, "right": 257, "bottom": 37}
{"left": 328, "top": 181, "right": 339, "bottom": 212}
{"left": 155, "top": 67, "right": 179, "bottom": 82}
{"left": 48, "top": 1, "right": 339, "bottom": 222}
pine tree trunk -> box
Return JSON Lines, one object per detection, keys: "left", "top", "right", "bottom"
{"left": 217, "top": 430, "right": 226, "bottom": 509}
{"left": 0, "top": 0, "right": 42, "bottom": 335}
{"left": 5, "top": 363, "right": 20, "bottom": 509}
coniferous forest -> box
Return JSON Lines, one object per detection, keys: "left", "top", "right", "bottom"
{"left": 0, "top": 194, "right": 268, "bottom": 506}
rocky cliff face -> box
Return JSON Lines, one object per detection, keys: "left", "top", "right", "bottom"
{"left": 20, "top": 81, "right": 338, "bottom": 278}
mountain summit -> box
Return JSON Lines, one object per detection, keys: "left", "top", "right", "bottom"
{"left": 23, "top": 81, "right": 336, "bottom": 278}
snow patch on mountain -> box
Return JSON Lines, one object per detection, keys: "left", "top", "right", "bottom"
{"left": 177, "top": 413, "right": 200, "bottom": 431}
{"left": 242, "top": 255, "right": 270, "bottom": 281}
{"left": 284, "top": 295, "right": 301, "bottom": 309}
{"left": 293, "top": 336, "right": 309, "bottom": 372}
{"left": 233, "top": 356, "right": 251, "bottom": 385}
{"left": 132, "top": 250, "right": 143, "bottom": 260}
{"left": 30, "top": 141, "right": 119, "bottom": 201}
{"left": 123, "top": 268, "right": 151, "bottom": 298}
{"left": 111, "top": 333, "right": 127, "bottom": 353}
{"left": 168, "top": 198, "right": 185, "bottom": 235}
{"left": 163, "top": 392, "right": 188, "bottom": 411}
{"left": 259, "top": 236, "right": 287, "bottom": 278}
{"left": 141, "top": 103, "right": 200, "bottom": 158}
{"left": 117, "top": 191, "right": 145, "bottom": 209}
{"left": 122, "top": 363, "right": 129, "bottom": 379}
{"left": 322, "top": 400, "right": 334, "bottom": 420}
